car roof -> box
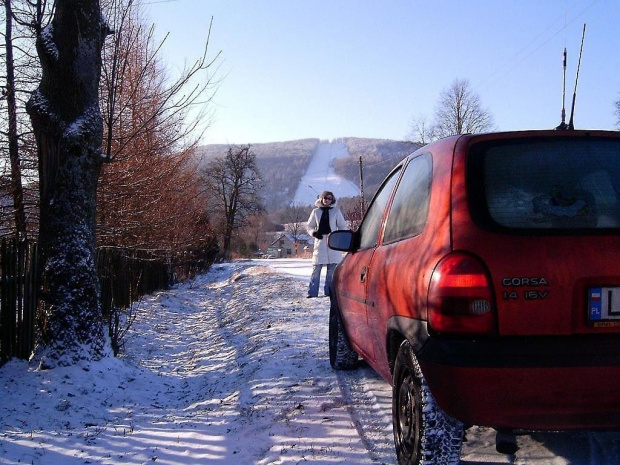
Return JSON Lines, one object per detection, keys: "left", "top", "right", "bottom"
{"left": 403, "top": 129, "right": 620, "bottom": 165}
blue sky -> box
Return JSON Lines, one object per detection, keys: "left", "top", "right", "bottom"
{"left": 145, "top": 0, "right": 619, "bottom": 144}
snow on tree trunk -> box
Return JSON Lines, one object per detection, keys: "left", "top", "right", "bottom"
{"left": 26, "top": 0, "right": 111, "bottom": 368}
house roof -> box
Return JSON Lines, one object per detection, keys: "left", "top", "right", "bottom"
{"left": 269, "top": 233, "right": 313, "bottom": 247}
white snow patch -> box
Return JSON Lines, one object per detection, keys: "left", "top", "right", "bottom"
{"left": 27, "top": 89, "right": 52, "bottom": 116}
{"left": 1, "top": 259, "right": 619, "bottom": 464}
{"left": 292, "top": 141, "right": 360, "bottom": 206}
{"left": 39, "top": 24, "right": 59, "bottom": 61}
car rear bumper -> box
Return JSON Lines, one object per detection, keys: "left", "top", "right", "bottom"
{"left": 416, "top": 335, "right": 620, "bottom": 430}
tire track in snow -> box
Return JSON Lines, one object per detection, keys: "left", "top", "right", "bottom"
{"left": 207, "top": 263, "right": 393, "bottom": 463}
{"left": 336, "top": 367, "right": 397, "bottom": 464}
{"left": 130, "top": 261, "right": 620, "bottom": 464}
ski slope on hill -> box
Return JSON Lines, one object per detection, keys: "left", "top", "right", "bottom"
{"left": 291, "top": 141, "right": 360, "bottom": 206}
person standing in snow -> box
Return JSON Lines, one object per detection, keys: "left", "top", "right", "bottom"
{"left": 306, "top": 191, "right": 347, "bottom": 298}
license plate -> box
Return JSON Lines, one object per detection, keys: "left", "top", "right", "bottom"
{"left": 589, "top": 287, "right": 620, "bottom": 321}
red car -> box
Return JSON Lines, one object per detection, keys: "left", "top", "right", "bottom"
{"left": 328, "top": 130, "right": 620, "bottom": 464}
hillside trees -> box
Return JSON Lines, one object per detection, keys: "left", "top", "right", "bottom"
{"left": 201, "top": 139, "right": 318, "bottom": 211}
{"left": 334, "top": 138, "right": 415, "bottom": 201}
{"left": 203, "top": 145, "right": 264, "bottom": 259}
{"left": 97, "top": 0, "right": 220, "bottom": 275}
{"left": 26, "top": 0, "right": 110, "bottom": 367}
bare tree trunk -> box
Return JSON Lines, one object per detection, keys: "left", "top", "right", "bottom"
{"left": 26, "top": 0, "right": 110, "bottom": 367}
{"left": 3, "top": 0, "right": 27, "bottom": 239}
{"left": 223, "top": 217, "right": 235, "bottom": 259}
{"left": 204, "top": 145, "right": 263, "bottom": 260}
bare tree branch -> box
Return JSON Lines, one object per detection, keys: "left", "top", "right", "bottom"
{"left": 430, "top": 78, "right": 495, "bottom": 139}
{"left": 203, "top": 145, "right": 264, "bottom": 259}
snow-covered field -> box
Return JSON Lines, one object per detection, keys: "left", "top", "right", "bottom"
{"left": 292, "top": 141, "right": 360, "bottom": 206}
{"left": 1, "top": 259, "right": 620, "bottom": 464}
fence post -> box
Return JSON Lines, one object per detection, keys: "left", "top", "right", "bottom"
{"left": 0, "top": 239, "right": 38, "bottom": 363}
{"left": 2, "top": 243, "right": 178, "bottom": 364}
{"left": 0, "top": 238, "right": 8, "bottom": 361}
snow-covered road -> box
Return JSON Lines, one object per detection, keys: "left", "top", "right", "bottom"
{"left": 1, "top": 259, "right": 620, "bottom": 464}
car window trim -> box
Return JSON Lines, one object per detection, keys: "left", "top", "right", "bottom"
{"left": 356, "top": 162, "right": 406, "bottom": 250}
{"left": 382, "top": 152, "right": 433, "bottom": 246}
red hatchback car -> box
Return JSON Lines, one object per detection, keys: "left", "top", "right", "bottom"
{"left": 328, "top": 130, "right": 620, "bottom": 464}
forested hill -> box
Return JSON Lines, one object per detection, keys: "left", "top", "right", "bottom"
{"left": 335, "top": 138, "right": 419, "bottom": 201}
{"left": 197, "top": 138, "right": 419, "bottom": 210}
{"left": 198, "top": 139, "right": 319, "bottom": 210}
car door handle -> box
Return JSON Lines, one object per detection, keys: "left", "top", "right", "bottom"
{"left": 360, "top": 266, "right": 368, "bottom": 283}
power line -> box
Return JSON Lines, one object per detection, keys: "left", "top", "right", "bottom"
{"left": 142, "top": 0, "right": 181, "bottom": 5}
{"left": 474, "top": 0, "right": 600, "bottom": 93}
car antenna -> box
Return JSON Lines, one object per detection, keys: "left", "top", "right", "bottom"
{"left": 556, "top": 24, "right": 586, "bottom": 130}
{"left": 555, "top": 48, "right": 568, "bottom": 130}
{"left": 568, "top": 24, "right": 587, "bottom": 130}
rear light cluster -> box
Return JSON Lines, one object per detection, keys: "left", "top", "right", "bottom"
{"left": 428, "top": 252, "right": 496, "bottom": 335}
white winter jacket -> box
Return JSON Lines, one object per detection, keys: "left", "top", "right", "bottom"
{"left": 307, "top": 199, "right": 348, "bottom": 265}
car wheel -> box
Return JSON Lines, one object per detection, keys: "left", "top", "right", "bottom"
{"left": 392, "top": 340, "right": 463, "bottom": 464}
{"left": 329, "top": 298, "right": 358, "bottom": 369}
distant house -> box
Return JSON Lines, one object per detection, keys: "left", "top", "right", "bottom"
{"left": 266, "top": 233, "right": 313, "bottom": 258}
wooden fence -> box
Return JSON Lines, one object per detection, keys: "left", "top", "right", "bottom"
{"left": 97, "top": 247, "right": 171, "bottom": 316}
{"left": 0, "top": 242, "right": 173, "bottom": 363}
{"left": 0, "top": 239, "right": 38, "bottom": 362}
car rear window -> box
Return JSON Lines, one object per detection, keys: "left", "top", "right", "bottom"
{"left": 470, "top": 137, "right": 620, "bottom": 230}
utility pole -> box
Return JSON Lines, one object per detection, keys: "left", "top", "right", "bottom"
{"left": 358, "top": 156, "right": 365, "bottom": 215}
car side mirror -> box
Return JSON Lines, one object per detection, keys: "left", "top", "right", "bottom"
{"left": 328, "top": 230, "right": 356, "bottom": 252}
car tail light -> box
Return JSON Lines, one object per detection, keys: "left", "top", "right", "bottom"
{"left": 428, "top": 253, "right": 496, "bottom": 335}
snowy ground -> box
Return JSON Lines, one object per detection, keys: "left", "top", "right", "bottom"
{"left": 2, "top": 259, "right": 620, "bottom": 464}
{"left": 291, "top": 141, "right": 360, "bottom": 206}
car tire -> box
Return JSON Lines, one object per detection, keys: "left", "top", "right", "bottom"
{"left": 329, "top": 298, "right": 358, "bottom": 370}
{"left": 392, "top": 340, "right": 463, "bottom": 464}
